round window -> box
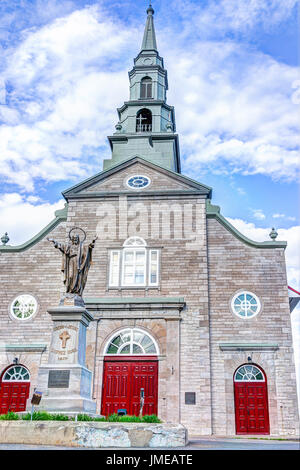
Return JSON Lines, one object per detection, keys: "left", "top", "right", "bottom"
{"left": 126, "top": 175, "right": 151, "bottom": 189}
{"left": 10, "top": 294, "right": 37, "bottom": 320}
{"left": 231, "top": 291, "right": 261, "bottom": 319}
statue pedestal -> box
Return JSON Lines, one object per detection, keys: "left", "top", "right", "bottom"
{"left": 36, "top": 305, "right": 96, "bottom": 414}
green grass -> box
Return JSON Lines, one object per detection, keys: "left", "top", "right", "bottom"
{"left": 22, "top": 411, "right": 69, "bottom": 421}
{"left": 0, "top": 411, "right": 20, "bottom": 420}
{"left": 0, "top": 411, "right": 162, "bottom": 423}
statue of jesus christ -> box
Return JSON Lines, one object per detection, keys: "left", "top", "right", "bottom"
{"left": 47, "top": 231, "right": 97, "bottom": 298}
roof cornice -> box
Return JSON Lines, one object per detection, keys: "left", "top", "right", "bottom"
{"left": 206, "top": 200, "right": 287, "bottom": 249}
{"left": 62, "top": 156, "right": 212, "bottom": 199}
{"left": 0, "top": 204, "right": 68, "bottom": 253}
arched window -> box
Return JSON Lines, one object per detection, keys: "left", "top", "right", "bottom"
{"left": 122, "top": 237, "right": 147, "bottom": 286}
{"left": 140, "top": 77, "right": 152, "bottom": 99}
{"left": 105, "top": 328, "right": 159, "bottom": 355}
{"left": 2, "top": 365, "right": 30, "bottom": 381}
{"left": 136, "top": 108, "right": 152, "bottom": 132}
{"left": 234, "top": 364, "right": 265, "bottom": 382}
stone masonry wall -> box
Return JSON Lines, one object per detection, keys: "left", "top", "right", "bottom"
{"left": 66, "top": 186, "right": 211, "bottom": 435}
{"left": 0, "top": 221, "right": 66, "bottom": 398}
{"left": 207, "top": 217, "right": 299, "bottom": 436}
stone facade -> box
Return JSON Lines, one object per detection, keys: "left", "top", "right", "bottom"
{"left": 0, "top": 161, "right": 298, "bottom": 436}
{"left": 0, "top": 5, "right": 298, "bottom": 439}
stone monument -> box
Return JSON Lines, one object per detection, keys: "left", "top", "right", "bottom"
{"left": 36, "top": 228, "right": 97, "bottom": 414}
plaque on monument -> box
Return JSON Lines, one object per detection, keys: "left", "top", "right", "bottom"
{"left": 48, "top": 370, "right": 70, "bottom": 388}
{"left": 185, "top": 392, "right": 196, "bottom": 405}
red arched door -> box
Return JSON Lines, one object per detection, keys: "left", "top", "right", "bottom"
{"left": 101, "top": 328, "right": 159, "bottom": 417}
{"left": 0, "top": 365, "right": 30, "bottom": 414}
{"left": 234, "top": 364, "right": 270, "bottom": 434}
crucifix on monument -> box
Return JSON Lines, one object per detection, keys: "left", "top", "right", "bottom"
{"left": 59, "top": 330, "right": 70, "bottom": 349}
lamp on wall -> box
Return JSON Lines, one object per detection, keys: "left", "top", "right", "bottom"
{"left": 13, "top": 357, "right": 19, "bottom": 365}
{"left": 247, "top": 355, "right": 252, "bottom": 363}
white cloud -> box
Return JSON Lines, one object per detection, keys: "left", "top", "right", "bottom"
{"left": 0, "top": 193, "right": 65, "bottom": 245}
{"left": 0, "top": 4, "right": 298, "bottom": 192}
{"left": 164, "top": 40, "right": 299, "bottom": 181}
{"left": 173, "top": 0, "right": 298, "bottom": 37}
{"left": 0, "top": 5, "right": 132, "bottom": 190}
{"left": 273, "top": 213, "right": 296, "bottom": 221}
{"left": 251, "top": 209, "right": 266, "bottom": 220}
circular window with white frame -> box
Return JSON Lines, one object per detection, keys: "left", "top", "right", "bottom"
{"left": 10, "top": 294, "right": 38, "bottom": 321}
{"left": 126, "top": 175, "right": 151, "bottom": 190}
{"left": 231, "top": 291, "right": 261, "bottom": 319}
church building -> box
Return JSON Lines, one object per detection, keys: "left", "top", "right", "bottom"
{"left": 0, "top": 4, "right": 299, "bottom": 437}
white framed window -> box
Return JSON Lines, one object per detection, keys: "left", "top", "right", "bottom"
{"left": 108, "top": 237, "right": 159, "bottom": 288}
{"left": 231, "top": 291, "right": 261, "bottom": 319}
{"left": 234, "top": 365, "right": 265, "bottom": 382}
{"left": 109, "top": 251, "right": 120, "bottom": 286}
{"left": 105, "top": 328, "right": 159, "bottom": 355}
{"left": 149, "top": 249, "right": 159, "bottom": 286}
{"left": 10, "top": 294, "right": 38, "bottom": 321}
{"left": 2, "top": 365, "right": 30, "bottom": 382}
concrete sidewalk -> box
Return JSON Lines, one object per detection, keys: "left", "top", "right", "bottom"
{"left": 0, "top": 436, "right": 298, "bottom": 450}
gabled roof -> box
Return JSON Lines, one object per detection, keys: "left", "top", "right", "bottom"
{"left": 62, "top": 156, "right": 212, "bottom": 200}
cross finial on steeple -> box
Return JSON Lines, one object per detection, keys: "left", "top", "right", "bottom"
{"left": 141, "top": 1, "right": 157, "bottom": 51}
{"left": 147, "top": 2, "right": 154, "bottom": 15}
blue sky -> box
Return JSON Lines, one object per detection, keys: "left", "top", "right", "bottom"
{"left": 0, "top": 0, "right": 299, "bottom": 403}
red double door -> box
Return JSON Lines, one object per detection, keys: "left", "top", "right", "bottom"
{"left": 234, "top": 382, "right": 270, "bottom": 434}
{"left": 101, "top": 357, "right": 158, "bottom": 417}
{"left": 0, "top": 382, "right": 30, "bottom": 414}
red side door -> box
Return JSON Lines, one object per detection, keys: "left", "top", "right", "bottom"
{"left": 0, "top": 382, "right": 30, "bottom": 414}
{"left": 235, "top": 382, "right": 270, "bottom": 434}
{"left": 101, "top": 358, "right": 158, "bottom": 417}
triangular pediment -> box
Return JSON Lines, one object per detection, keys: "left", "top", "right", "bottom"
{"left": 62, "top": 157, "right": 212, "bottom": 199}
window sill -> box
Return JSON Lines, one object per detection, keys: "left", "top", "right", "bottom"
{"left": 107, "top": 286, "right": 160, "bottom": 291}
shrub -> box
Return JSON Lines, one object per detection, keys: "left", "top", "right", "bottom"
{"left": 22, "top": 411, "right": 70, "bottom": 421}
{"left": 0, "top": 410, "right": 161, "bottom": 423}
{"left": 106, "top": 413, "right": 120, "bottom": 422}
{"left": 142, "top": 414, "right": 161, "bottom": 423}
{"left": 76, "top": 414, "right": 105, "bottom": 422}
{"left": 117, "top": 415, "right": 142, "bottom": 422}
{"left": 0, "top": 411, "right": 19, "bottom": 420}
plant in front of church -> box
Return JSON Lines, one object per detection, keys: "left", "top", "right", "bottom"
{"left": 140, "top": 414, "right": 161, "bottom": 423}
{"left": 0, "top": 411, "right": 19, "bottom": 420}
{"left": 22, "top": 411, "right": 69, "bottom": 421}
{"left": 106, "top": 413, "right": 161, "bottom": 423}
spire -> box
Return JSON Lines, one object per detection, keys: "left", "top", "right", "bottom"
{"left": 141, "top": 3, "right": 157, "bottom": 51}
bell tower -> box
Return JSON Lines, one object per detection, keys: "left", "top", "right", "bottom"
{"left": 103, "top": 3, "right": 181, "bottom": 173}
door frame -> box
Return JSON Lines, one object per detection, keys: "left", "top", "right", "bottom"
{"left": 233, "top": 363, "right": 270, "bottom": 435}
{"left": 0, "top": 364, "right": 30, "bottom": 414}
{"left": 101, "top": 355, "right": 159, "bottom": 416}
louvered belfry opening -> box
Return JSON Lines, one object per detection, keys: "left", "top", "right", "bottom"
{"left": 140, "top": 77, "right": 152, "bottom": 99}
